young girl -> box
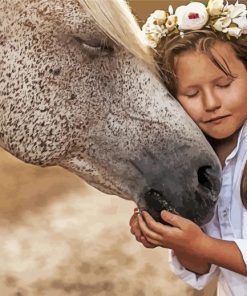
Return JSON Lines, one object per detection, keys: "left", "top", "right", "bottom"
{"left": 129, "top": 1, "right": 247, "bottom": 295}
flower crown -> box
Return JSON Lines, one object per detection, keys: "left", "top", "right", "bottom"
{"left": 142, "top": 0, "right": 247, "bottom": 48}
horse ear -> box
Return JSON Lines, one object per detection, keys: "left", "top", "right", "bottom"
{"left": 240, "top": 161, "right": 247, "bottom": 209}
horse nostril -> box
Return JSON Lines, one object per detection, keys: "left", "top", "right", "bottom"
{"left": 197, "top": 166, "right": 213, "bottom": 191}
{"left": 144, "top": 189, "right": 164, "bottom": 212}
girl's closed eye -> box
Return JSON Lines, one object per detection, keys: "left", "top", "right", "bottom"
{"left": 216, "top": 77, "right": 235, "bottom": 88}
{"left": 178, "top": 88, "right": 199, "bottom": 98}
{"left": 217, "top": 83, "right": 231, "bottom": 88}
{"left": 186, "top": 91, "right": 199, "bottom": 98}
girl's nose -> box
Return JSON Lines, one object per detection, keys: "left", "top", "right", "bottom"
{"left": 203, "top": 90, "right": 221, "bottom": 112}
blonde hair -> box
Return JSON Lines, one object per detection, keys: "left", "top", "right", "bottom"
{"left": 78, "top": 0, "right": 158, "bottom": 75}
{"left": 155, "top": 29, "right": 247, "bottom": 208}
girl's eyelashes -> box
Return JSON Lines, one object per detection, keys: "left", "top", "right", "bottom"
{"left": 177, "top": 90, "right": 199, "bottom": 98}
{"left": 216, "top": 77, "right": 235, "bottom": 88}
{"left": 216, "top": 82, "right": 232, "bottom": 88}
{"left": 186, "top": 91, "right": 199, "bottom": 98}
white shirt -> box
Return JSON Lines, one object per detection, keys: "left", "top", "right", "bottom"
{"left": 169, "top": 120, "right": 247, "bottom": 296}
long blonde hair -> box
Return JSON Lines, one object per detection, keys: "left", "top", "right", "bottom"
{"left": 155, "top": 29, "right": 247, "bottom": 208}
{"left": 78, "top": 0, "right": 158, "bottom": 75}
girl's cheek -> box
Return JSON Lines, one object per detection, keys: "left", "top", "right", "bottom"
{"left": 183, "top": 105, "right": 199, "bottom": 121}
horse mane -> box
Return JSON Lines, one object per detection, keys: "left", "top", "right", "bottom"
{"left": 78, "top": 0, "right": 158, "bottom": 75}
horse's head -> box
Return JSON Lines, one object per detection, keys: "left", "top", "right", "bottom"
{"left": 0, "top": 0, "right": 221, "bottom": 225}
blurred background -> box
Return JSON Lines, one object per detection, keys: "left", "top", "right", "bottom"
{"left": 0, "top": 1, "right": 217, "bottom": 295}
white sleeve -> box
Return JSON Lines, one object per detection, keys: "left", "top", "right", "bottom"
{"left": 234, "top": 239, "right": 247, "bottom": 267}
{"left": 168, "top": 250, "right": 220, "bottom": 290}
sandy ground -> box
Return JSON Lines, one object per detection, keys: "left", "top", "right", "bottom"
{"left": 0, "top": 147, "right": 219, "bottom": 295}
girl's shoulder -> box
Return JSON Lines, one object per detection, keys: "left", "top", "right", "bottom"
{"left": 235, "top": 120, "right": 247, "bottom": 152}
{"left": 241, "top": 120, "right": 247, "bottom": 140}
{"left": 237, "top": 121, "right": 247, "bottom": 161}
{"left": 239, "top": 121, "right": 247, "bottom": 209}
{"left": 224, "top": 121, "right": 247, "bottom": 167}
{"left": 238, "top": 121, "right": 247, "bottom": 158}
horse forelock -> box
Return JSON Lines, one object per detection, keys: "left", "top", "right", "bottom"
{"left": 78, "top": 0, "right": 158, "bottom": 75}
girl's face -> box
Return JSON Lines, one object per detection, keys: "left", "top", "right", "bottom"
{"left": 176, "top": 42, "right": 247, "bottom": 140}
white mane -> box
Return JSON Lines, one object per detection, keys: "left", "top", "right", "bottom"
{"left": 79, "top": 0, "right": 158, "bottom": 75}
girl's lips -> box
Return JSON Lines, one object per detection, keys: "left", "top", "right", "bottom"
{"left": 204, "top": 114, "right": 231, "bottom": 123}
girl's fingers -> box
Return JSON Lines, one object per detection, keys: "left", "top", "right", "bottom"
{"left": 130, "top": 226, "right": 135, "bottom": 235}
{"left": 143, "top": 236, "right": 162, "bottom": 246}
{"left": 160, "top": 210, "right": 190, "bottom": 229}
{"left": 130, "top": 219, "right": 142, "bottom": 239}
{"left": 129, "top": 211, "right": 138, "bottom": 226}
{"left": 142, "top": 211, "right": 173, "bottom": 234}
{"left": 129, "top": 216, "right": 135, "bottom": 227}
{"left": 137, "top": 214, "right": 163, "bottom": 242}
{"left": 140, "top": 236, "right": 157, "bottom": 248}
{"left": 129, "top": 211, "right": 145, "bottom": 241}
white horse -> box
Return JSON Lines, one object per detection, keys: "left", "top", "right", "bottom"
{"left": 0, "top": 0, "right": 221, "bottom": 225}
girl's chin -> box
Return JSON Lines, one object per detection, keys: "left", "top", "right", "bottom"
{"left": 203, "top": 129, "right": 238, "bottom": 141}
{"left": 200, "top": 123, "right": 238, "bottom": 141}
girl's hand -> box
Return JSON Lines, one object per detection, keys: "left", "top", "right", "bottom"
{"left": 130, "top": 209, "right": 212, "bottom": 274}
{"left": 138, "top": 210, "right": 206, "bottom": 256}
{"left": 129, "top": 208, "right": 157, "bottom": 248}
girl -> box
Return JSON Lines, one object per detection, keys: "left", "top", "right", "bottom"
{"left": 129, "top": 1, "right": 247, "bottom": 295}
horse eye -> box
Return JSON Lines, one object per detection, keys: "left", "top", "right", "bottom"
{"left": 73, "top": 36, "right": 114, "bottom": 57}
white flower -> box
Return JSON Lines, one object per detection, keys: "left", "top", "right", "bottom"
{"left": 224, "top": 26, "right": 242, "bottom": 38}
{"left": 232, "top": 15, "right": 247, "bottom": 34}
{"left": 175, "top": 2, "right": 209, "bottom": 30}
{"left": 207, "top": 0, "right": 224, "bottom": 16}
{"left": 166, "top": 15, "right": 177, "bottom": 31}
{"left": 225, "top": 3, "right": 247, "bottom": 19}
{"left": 143, "top": 34, "right": 159, "bottom": 48}
{"left": 142, "top": 0, "right": 247, "bottom": 44}
{"left": 142, "top": 22, "right": 168, "bottom": 48}
{"left": 213, "top": 16, "right": 231, "bottom": 31}
{"left": 149, "top": 10, "right": 167, "bottom": 26}
{"left": 168, "top": 5, "right": 174, "bottom": 15}
{"left": 141, "top": 27, "right": 159, "bottom": 48}
{"left": 142, "top": 22, "right": 167, "bottom": 37}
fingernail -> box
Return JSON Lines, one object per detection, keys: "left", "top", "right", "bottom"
{"left": 162, "top": 210, "right": 168, "bottom": 216}
{"left": 162, "top": 210, "right": 170, "bottom": 220}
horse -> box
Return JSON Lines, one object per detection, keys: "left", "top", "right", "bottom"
{"left": 0, "top": 0, "right": 221, "bottom": 225}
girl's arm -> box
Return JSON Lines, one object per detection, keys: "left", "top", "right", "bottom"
{"left": 173, "top": 250, "right": 211, "bottom": 275}
{"left": 138, "top": 211, "right": 247, "bottom": 276}
{"left": 199, "top": 235, "right": 247, "bottom": 276}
